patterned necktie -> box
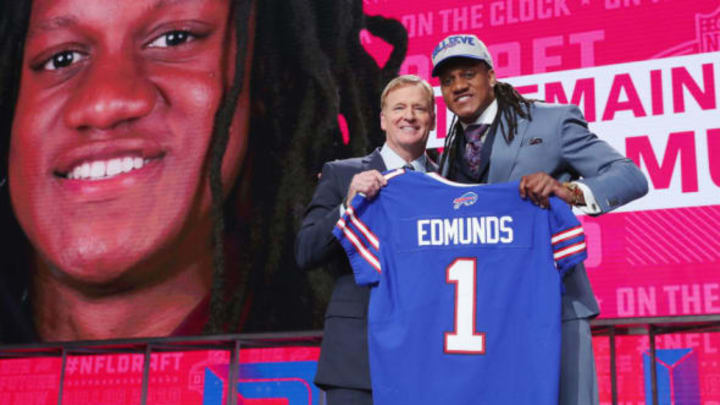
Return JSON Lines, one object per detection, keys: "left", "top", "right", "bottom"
{"left": 463, "top": 123, "right": 489, "bottom": 178}
{"left": 403, "top": 163, "right": 415, "bottom": 172}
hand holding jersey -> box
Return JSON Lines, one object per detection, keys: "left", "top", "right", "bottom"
{"left": 344, "top": 74, "right": 437, "bottom": 208}
{"left": 334, "top": 171, "right": 587, "bottom": 405}
{"left": 345, "top": 170, "right": 387, "bottom": 207}
{"left": 519, "top": 172, "right": 585, "bottom": 209}
{"left": 296, "top": 75, "right": 439, "bottom": 405}
{"left": 431, "top": 33, "right": 648, "bottom": 405}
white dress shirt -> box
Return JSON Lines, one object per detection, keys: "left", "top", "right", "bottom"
{"left": 379, "top": 143, "right": 429, "bottom": 173}
{"left": 339, "top": 143, "right": 429, "bottom": 214}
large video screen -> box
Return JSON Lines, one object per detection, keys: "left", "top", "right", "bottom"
{"left": 1, "top": 0, "right": 378, "bottom": 342}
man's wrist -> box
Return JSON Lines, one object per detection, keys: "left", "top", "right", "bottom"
{"left": 562, "top": 182, "right": 585, "bottom": 206}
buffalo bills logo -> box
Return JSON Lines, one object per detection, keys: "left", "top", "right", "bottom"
{"left": 453, "top": 192, "right": 478, "bottom": 209}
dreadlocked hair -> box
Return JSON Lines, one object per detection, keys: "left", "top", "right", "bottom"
{"left": 494, "top": 81, "right": 534, "bottom": 143}
{"left": 0, "top": 0, "right": 407, "bottom": 339}
{"left": 0, "top": 1, "right": 29, "bottom": 176}
{"left": 0, "top": 0, "right": 34, "bottom": 344}
{"left": 205, "top": 0, "right": 408, "bottom": 333}
{"left": 204, "top": 0, "right": 253, "bottom": 334}
{"left": 439, "top": 80, "right": 535, "bottom": 179}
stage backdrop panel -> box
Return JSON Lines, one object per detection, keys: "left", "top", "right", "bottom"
{"left": 593, "top": 332, "right": 720, "bottom": 404}
{"left": 0, "top": 347, "right": 321, "bottom": 405}
{"left": 362, "top": 0, "right": 720, "bottom": 320}
{"left": 361, "top": 0, "right": 720, "bottom": 402}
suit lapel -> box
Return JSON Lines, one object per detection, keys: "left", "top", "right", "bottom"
{"left": 362, "top": 148, "right": 387, "bottom": 172}
{"left": 488, "top": 105, "right": 532, "bottom": 182}
{"left": 363, "top": 147, "right": 438, "bottom": 172}
{"left": 475, "top": 118, "right": 499, "bottom": 181}
{"left": 425, "top": 155, "right": 439, "bottom": 173}
{"left": 362, "top": 146, "right": 437, "bottom": 174}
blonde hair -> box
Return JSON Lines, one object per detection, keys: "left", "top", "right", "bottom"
{"left": 380, "top": 74, "right": 435, "bottom": 112}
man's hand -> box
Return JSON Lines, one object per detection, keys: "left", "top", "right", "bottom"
{"left": 519, "top": 172, "right": 576, "bottom": 208}
{"left": 345, "top": 170, "right": 387, "bottom": 207}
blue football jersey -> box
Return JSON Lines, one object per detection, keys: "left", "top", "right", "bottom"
{"left": 332, "top": 170, "right": 587, "bottom": 405}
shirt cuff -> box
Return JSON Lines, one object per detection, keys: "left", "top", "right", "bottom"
{"left": 573, "top": 181, "right": 601, "bottom": 214}
{"left": 339, "top": 202, "right": 346, "bottom": 217}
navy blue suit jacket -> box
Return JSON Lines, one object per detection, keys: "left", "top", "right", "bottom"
{"left": 296, "top": 148, "right": 437, "bottom": 390}
{"left": 295, "top": 149, "right": 385, "bottom": 390}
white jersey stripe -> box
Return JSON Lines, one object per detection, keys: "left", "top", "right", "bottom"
{"left": 426, "top": 172, "right": 477, "bottom": 187}
{"left": 347, "top": 207, "right": 380, "bottom": 250}
{"left": 554, "top": 241, "right": 587, "bottom": 261}
{"left": 551, "top": 226, "right": 583, "bottom": 245}
{"left": 338, "top": 218, "right": 382, "bottom": 272}
{"left": 384, "top": 168, "right": 405, "bottom": 180}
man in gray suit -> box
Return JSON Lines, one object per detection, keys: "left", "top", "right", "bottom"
{"left": 431, "top": 34, "right": 648, "bottom": 404}
{"left": 296, "top": 75, "right": 438, "bottom": 404}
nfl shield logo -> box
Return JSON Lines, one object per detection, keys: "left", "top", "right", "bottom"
{"left": 696, "top": 6, "right": 720, "bottom": 52}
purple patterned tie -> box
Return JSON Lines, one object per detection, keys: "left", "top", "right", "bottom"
{"left": 463, "top": 124, "right": 489, "bottom": 178}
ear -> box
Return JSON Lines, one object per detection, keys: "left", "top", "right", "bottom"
{"left": 488, "top": 69, "right": 497, "bottom": 87}
{"left": 430, "top": 110, "right": 437, "bottom": 131}
{"left": 380, "top": 110, "right": 387, "bottom": 131}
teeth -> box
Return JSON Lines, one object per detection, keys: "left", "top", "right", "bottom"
{"left": 106, "top": 158, "right": 122, "bottom": 177}
{"left": 66, "top": 156, "right": 151, "bottom": 180}
{"left": 90, "top": 161, "right": 104, "bottom": 178}
{"left": 122, "top": 157, "right": 134, "bottom": 172}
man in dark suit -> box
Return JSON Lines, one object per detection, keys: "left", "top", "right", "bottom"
{"left": 431, "top": 34, "right": 648, "bottom": 404}
{"left": 295, "top": 75, "right": 438, "bottom": 404}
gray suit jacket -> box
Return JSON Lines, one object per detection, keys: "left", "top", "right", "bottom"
{"left": 441, "top": 102, "right": 648, "bottom": 320}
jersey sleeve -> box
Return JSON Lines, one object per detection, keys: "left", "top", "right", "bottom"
{"left": 332, "top": 193, "right": 382, "bottom": 286}
{"left": 548, "top": 197, "right": 587, "bottom": 276}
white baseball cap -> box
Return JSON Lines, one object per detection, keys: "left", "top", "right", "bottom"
{"left": 431, "top": 34, "right": 494, "bottom": 77}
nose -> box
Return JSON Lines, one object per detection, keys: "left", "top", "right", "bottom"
{"left": 402, "top": 107, "right": 416, "bottom": 121}
{"left": 64, "top": 52, "right": 156, "bottom": 131}
{"left": 451, "top": 76, "right": 469, "bottom": 94}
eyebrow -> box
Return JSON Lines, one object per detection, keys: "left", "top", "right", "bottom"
{"left": 26, "top": 0, "right": 199, "bottom": 38}
{"left": 27, "top": 15, "right": 79, "bottom": 39}
{"left": 152, "top": 0, "right": 197, "bottom": 10}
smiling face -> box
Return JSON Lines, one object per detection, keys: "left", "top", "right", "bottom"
{"left": 438, "top": 59, "right": 496, "bottom": 124}
{"left": 380, "top": 83, "right": 435, "bottom": 162}
{"left": 9, "top": 0, "right": 251, "bottom": 286}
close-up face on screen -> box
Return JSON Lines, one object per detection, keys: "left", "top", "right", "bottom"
{"left": 10, "top": 0, "right": 249, "bottom": 286}
{"left": 0, "top": 0, "right": 398, "bottom": 344}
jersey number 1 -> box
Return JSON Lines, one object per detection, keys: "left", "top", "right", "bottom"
{"left": 445, "top": 258, "right": 485, "bottom": 354}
